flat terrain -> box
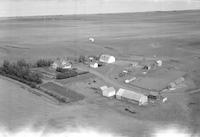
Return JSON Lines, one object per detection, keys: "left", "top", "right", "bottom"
{"left": 0, "top": 10, "right": 200, "bottom": 136}
{"left": 40, "top": 82, "right": 84, "bottom": 102}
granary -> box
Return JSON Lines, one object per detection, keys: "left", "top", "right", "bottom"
{"left": 99, "top": 54, "right": 115, "bottom": 64}
{"left": 116, "top": 88, "right": 148, "bottom": 105}
{"left": 89, "top": 37, "right": 95, "bottom": 43}
{"left": 90, "top": 62, "right": 98, "bottom": 68}
{"left": 101, "top": 86, "right": 116, "bottom": 97}
{"left": 52, "top": 59, "right": 72, "bottom": 69}
{"left": 125, "top": 77, "right": 136, "bottom": 83}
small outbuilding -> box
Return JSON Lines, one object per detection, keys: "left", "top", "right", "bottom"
{"left": 90, "top": 62, "right": 98, "bottom": 68}
{"left": 99, "top": 54, "right": 115, "bottom": 64}
{"left": 89, "top": 57, "right": 94, "bottom": 62}
{"left": 52, "top": 59, "right": 72, "bottom": 69}
{"left": 116, "top": 88, "right": 148, "bottom": 105}
{"left": 156, "top": 60, "right": 162, "bottom": 67}
{"left": 101, "top": 87, "right": 116, "bottom": 97}
{"left": 89, "top": 37, "right": 95, "bottom": 43}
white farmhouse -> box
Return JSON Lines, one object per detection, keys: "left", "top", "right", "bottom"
{"left": 52, "top": 59, "right": 72, "bottom": 69}
{"left": 99, "top": 54, "right": 115, "bottom": 64}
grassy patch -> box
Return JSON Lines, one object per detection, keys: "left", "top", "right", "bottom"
{"left": 40, "top": 82, "right": 84, "bottom": 103}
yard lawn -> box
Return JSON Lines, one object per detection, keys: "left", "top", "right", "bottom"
{"left": 130, "top": 68, "right": 186, "bottom": 91}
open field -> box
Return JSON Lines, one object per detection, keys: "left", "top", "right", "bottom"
{"left": 0, "top": 10, "right": 200, "bottom": 136}
{"left": 0, "top": 77, "right": 193, "bottom": 136}
{"left": 0, "top": 10, "right": 200, "bottom": 62}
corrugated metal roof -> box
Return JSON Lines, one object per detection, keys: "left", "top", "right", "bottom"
{"left": 116, "top": 88, "right": 146, "bottom": 101}
{"left": 99, "top": 54, "right": 115, "bottom": 62}
{"left": 104, "top": 87, "right": 115, "bottom": 92}
{"left": 102, "top": 87, "right": 116, "bottom": 97}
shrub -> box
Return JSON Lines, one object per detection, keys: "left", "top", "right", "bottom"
{"left": 92, "top": 55, "right": 100, "bottom": 60}
{"left": 29, "top": 72, "right": 42, "bottom": 84}
{"left": 17, "top": 59, "right": 30, "bottom": 68}
{"left": 78, "top": 55, "right": 86, "bottom": 63}
{"left": 56, "top": 69, "right": 78, "bottom": 79}
{"left": 56, "top": 67, "right": 67, "bottom": 73}
{"left": 78, "top": 71, "right": 89, "bottom": 75}
{"left": 59, "top": 97, "right": 67, "bottom": 103}
{"left": 36, "top": 59, "right": 53, "bottom": 67}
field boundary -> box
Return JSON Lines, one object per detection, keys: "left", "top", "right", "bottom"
{"left": 0, "top": 75, "right": 60, "bottom": 104}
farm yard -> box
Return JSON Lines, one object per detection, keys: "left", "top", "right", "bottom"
{"left": 0, "top": 10, "right": 200, "bottom": 137}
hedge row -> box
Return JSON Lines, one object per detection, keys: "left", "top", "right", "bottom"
{"left": 0, "top": 72, "right": 38, "bottom": 88}
{"left": 56, "top": 72, "right": 78, "bottom": 79}
{"left": 36, "top": 59, "right": 53, "bottom": 67}
{"left": 56, "top": 67, "right": 89, "bottom": 79}
{"left": 0, "top": 60, "right": 42, "bottom": 87}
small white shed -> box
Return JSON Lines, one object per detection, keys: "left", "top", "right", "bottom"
{"left": 90, "top": 62, "right": 98, "bottom": 68}
{"left": 102, "top": 87, "right": 116, "bottom": 97}
{"left": 99, "top": 54, "right": 115, "bottom": 64}
{"left": 89, "top": 37, "right": 95, "bottom": 42}
{"left": 156, "top": 60, "right": 162, "bottom": 67}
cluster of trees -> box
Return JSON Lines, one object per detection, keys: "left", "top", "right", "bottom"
{"left": 56, "top": 67, "right": 76, "bottom": 73}
{"left": 0, "top": 60, "right": 42, "bottom": 88}
{"left": 35, "top": 59, "right": 53, "bottom": 67}
{"left": 78, "top": 55, "right": 87, "bottom": 63}
{"left": 91, "top": 55, "right": 100, "bottom": 61}
{"left": 56, "top": 67, "right": 88, "bottom": 79}
{"left": 76, "top": 55, "right": 100, "bottom": 63}
{"left": 56, "top": 68, "right": 78, "bottom": 79}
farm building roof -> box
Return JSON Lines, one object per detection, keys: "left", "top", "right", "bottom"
{"left": 116, "top": 88, "right": 148, "bottom": 105}
{"left": 52, "top": 59, "right": 71, "bottom": 69}
{"left": 99, "top": 54, "right": 115, "bottom": 63}
{"left": 102, "top": 87, "right": 116, "bottom": 97}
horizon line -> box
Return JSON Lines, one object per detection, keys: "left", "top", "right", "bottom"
{"left": 0, "top": 9, "right": 200, "bottom": 19}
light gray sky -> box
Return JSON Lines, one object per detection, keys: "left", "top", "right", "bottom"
{"left": 0, "top": 0, "right": 200, "bottom": 17}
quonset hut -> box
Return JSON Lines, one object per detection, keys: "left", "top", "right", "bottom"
{"left": 99, "top": 54, "right": 115, "bottom": 64}
{"left": 116, "top": 88, "right": 148, "bottom": 105}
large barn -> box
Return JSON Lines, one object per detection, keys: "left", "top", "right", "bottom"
{"left": 99, "top": 54, "right": 115, "bottom": 64}
{"left": 116, "top": 88, "right": 148, "bottom": 105}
